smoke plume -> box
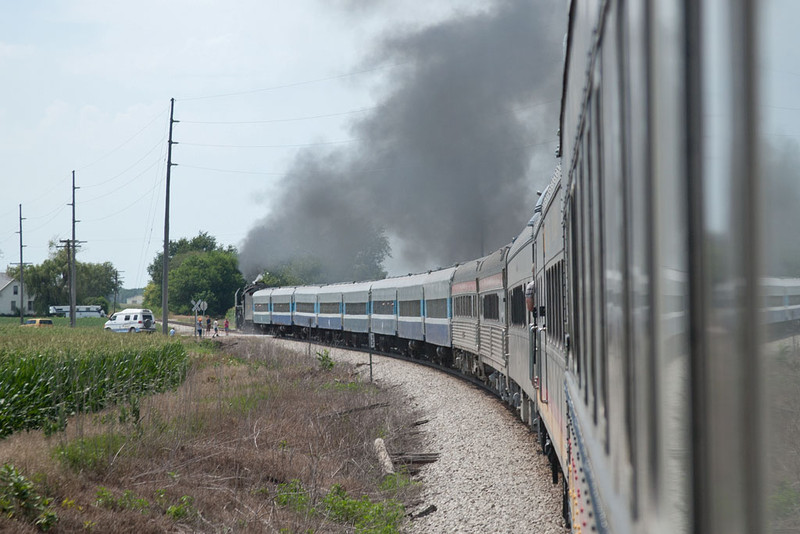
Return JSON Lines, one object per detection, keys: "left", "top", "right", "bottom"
{"left": 239, "top": 0, "right": 563, "bottom": 282}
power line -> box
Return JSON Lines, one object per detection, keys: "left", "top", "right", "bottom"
{"left": 177, "top": 164, "right": 285, "bottom": 176}
{"left": 179, "top": 139, "right": 356, "bottom": 149}
{"left": 75, "top": 106, "right": 170, "bottom": 171}
{"left": 178, "top": 62, "right": 407, "bottom": 102}
{"left": 81, "top": 136, "right": 167, "bottom": 189}
{"left": 180, "top": 106, "right": 375, "bottom": 125}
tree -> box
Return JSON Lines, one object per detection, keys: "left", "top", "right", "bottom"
{"left": 352, "top": 230, "right": 390, "bottom": 282}
{"left": 6, "top": 244, "right": 120, "bottom": 315}
{"left": 144, "top": 232, "right": 246, "bottom": 316}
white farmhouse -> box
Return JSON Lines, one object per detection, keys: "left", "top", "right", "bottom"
{"left": 0, "top": 273, "right": 34, "bottom": 316}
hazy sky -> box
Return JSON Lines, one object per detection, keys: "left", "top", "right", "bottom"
{"left": 0, "top": 1, "right": 564, "bottom": 289}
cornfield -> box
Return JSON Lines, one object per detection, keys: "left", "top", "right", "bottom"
{"left": 0, "top": 326, "right": 187, "bottom": 438}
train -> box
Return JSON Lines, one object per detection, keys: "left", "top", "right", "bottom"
{"left": 237, "top": 1, "right": 800, "bottom": 532}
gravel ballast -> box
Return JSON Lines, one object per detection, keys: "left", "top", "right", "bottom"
{"left": 296, "top": 341, "right": 569, "bottom": 534}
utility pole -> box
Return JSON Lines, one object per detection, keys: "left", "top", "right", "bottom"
{"left": 69, "top": 171, "right": 79, "bottom": 327}
{"left": 162, "top": 97, "right": 179, "bottom": 334}
{"left": 113, "top": 270, "right": 123, "bottom": 314}
{"left": 17, "top": 204, "right": 27, "bottom": 324}
{"left": 67, "top": 171, "right": 85, "bottom": 328}
{"left": 59, "top": 239, "right": 71, "bottom": 317}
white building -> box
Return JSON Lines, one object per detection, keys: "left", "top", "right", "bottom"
{"left": 0, "top": 273, "right": 34, "bottom": 316}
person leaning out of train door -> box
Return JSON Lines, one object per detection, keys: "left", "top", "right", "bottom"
{"left": 525, "top": 279, "right": 535, "bottom": 314}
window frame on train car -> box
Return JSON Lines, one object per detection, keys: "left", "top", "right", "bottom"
{"left": 482, "top": 293, "right": 500, "bottom": 321}
{"left": 319, "top": 302, "right": 341, "bottom": 314}
{"left": 426, "top": 298, "right": 448, "bottom": 319}
{"left": 398, "top": 299, "right": 422, "bottom": 317}
{"left": 510, "top": 285, "right": 526, "bottom": 326}
{"left": 454, "top": 295, "right": 476, "bottom": 318}
{"left": 591, "top": 74, "right": 609, "bottom": 442}
{"left": 372, "top": 300, "right": 395, "bottom": 315}
{"left": 345, "top": 301, "right": 367, "bottom": 315}
{"left": 296, "top": 302, "right": 315, "bottom": 314}
{"left": 273, "top": 302, "right": 291, "bottom": 313}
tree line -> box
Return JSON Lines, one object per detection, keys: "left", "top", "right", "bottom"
{"left": 4, "top": 229, "right": 392, "bottom": 319}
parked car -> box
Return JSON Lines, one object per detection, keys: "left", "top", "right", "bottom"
{"left": 20, "top": 318, "right": 54, "bottom": 327}
{"left": 103, "top": 308, "right": 156, "bottom": 333}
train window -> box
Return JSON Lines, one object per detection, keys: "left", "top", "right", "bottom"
{"left": 372, "top": 300, "right": 395, "bottom": 315}
{"left": 510, "top": 285, "right": 526, "bottom": 325}
{"left": 273, "top": 302, "right": 290, "bottom": 313}
{"left": 454, "top": 295, "right": 475, "bottom": 318}
{"left": 426, "top": 298, "right": 448, "bottom": 319}
{"left": 759, "top": 2, "right": 800, "bottom": 531}
{"left": 296, "top": 302, "right": 315, "bottom": 314}
{"left": 545, "top": 261, "right": 565, "bottom": 346}
{"left": 592, "top": 80, "right": 609, "bottom": 438}
{"left": 482, "top": 294, "right": 500, "bottom": 321}
{"left": 567, "top": 197, "right": 578, "bottom": 374}
{"left": 399, "top": 300, "right": 421, "bottom": 317}
{"left": 345, "top": 302, "right": 366, "bottom": 315}
{"left": 254, "top": 303, "right": 269, "bottom": 312}
{"left": 319, "top": 302, "right": 340, "bottom": 314}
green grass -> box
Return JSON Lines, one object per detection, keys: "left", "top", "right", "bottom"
{"left": 273, "top": 479, "right": 405, "bottom": 534}
{"left": 0, "top": 316, "right": 108, "bottom": 329}
{"left": 53, "top": 434, "right": 127, "bottom": 472}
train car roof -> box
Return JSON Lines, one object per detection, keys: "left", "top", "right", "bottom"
{"left": 252, "top": 287, "right": 275, "bottom": 298}
{"left": 270, "top": 286, "right": 296, "bottom": 297}
{"left": 421, "top": 266, "right": 457, "bottom": 285}
{"left": 507, "top": 224, "right": 533, "bottom": 263}
{"left": 477, "top": 246, "right": 508, "bottom": 277}
{"left": 293, "top": 285, "right": 322, "bottom": 297}
{"left": 318, "top": 280, "right": 374, "bottom": 296}
{"left": 452, "top": 258, "right": 481, "bottom": 284}
{"left": 371, "top": 272, "right": 427, "bottom": 290}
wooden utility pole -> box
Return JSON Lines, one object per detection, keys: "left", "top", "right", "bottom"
{"left": 69, "top": 171, "right": 80, "bottom": 327}
{"left": 17, "top": 204, "right": 26, "bottom": 324}
{"left": 113, "top": 270, "right": 123, "bottom": 314}
{"left": 162, "top": 98, "right": 178, "bottom": 334}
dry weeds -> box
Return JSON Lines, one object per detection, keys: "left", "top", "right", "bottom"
{"left": 0, "top": 336, "right": 423, "bottom": 533}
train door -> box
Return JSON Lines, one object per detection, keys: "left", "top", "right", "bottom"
{"left": 537, "top": 272, "right": 548, "bottom": 404}
{"left": 530, "top": 243, "right": 537, "bottom": 386}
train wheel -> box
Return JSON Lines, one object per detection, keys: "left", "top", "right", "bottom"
{"left": 562, "top": 476, "right": 571, "bottom": 529}
{"left": 538, "top": 414, "right": 547, "bottom": 455}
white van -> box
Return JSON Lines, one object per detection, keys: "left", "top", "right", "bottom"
{"left": 104, "top": 308, "right": 156, "bottom": 333}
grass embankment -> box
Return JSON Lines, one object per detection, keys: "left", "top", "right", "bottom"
{"left": 0, "top": 329, "right": 422, "bottom": 533}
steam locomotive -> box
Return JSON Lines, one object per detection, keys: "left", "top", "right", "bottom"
{"left": 238, "top": 1, "right": 800, "bottom": 532}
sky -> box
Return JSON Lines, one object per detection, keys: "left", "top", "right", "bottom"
{"left": 0, "top": 1, "right": 565, "bottom": 290}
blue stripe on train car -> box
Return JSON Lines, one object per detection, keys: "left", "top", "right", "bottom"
{"left": 343, "top": 317, "right": 370, "bottom": 333}
{"left": 318, "top": 317, "right": 343, "bottom": 330}
{"left": 424, "top": 322, "right": 451, "bottom": 347}
{"left": 273, "top": 314, "right": 292, "bottom": 326}
{"left": 398, "top": 321, "right": 424, "bottom": 341}
{"left": 371, "top": 316, "right": 397, "bottom": 335}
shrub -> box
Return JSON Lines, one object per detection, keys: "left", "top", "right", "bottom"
{"left": 0, "top": 463, "right": 58, "bottom": 531}
{"left": 316, "top": 349, "right": 334, "bottom": 371}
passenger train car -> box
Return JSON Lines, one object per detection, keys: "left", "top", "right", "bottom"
{"left": 237, "top": 0, "right": 800, "bottom": 532}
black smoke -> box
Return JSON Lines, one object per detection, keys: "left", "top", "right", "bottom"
{"left": 239, "top": 0, "right": 563, "bottom": 282}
